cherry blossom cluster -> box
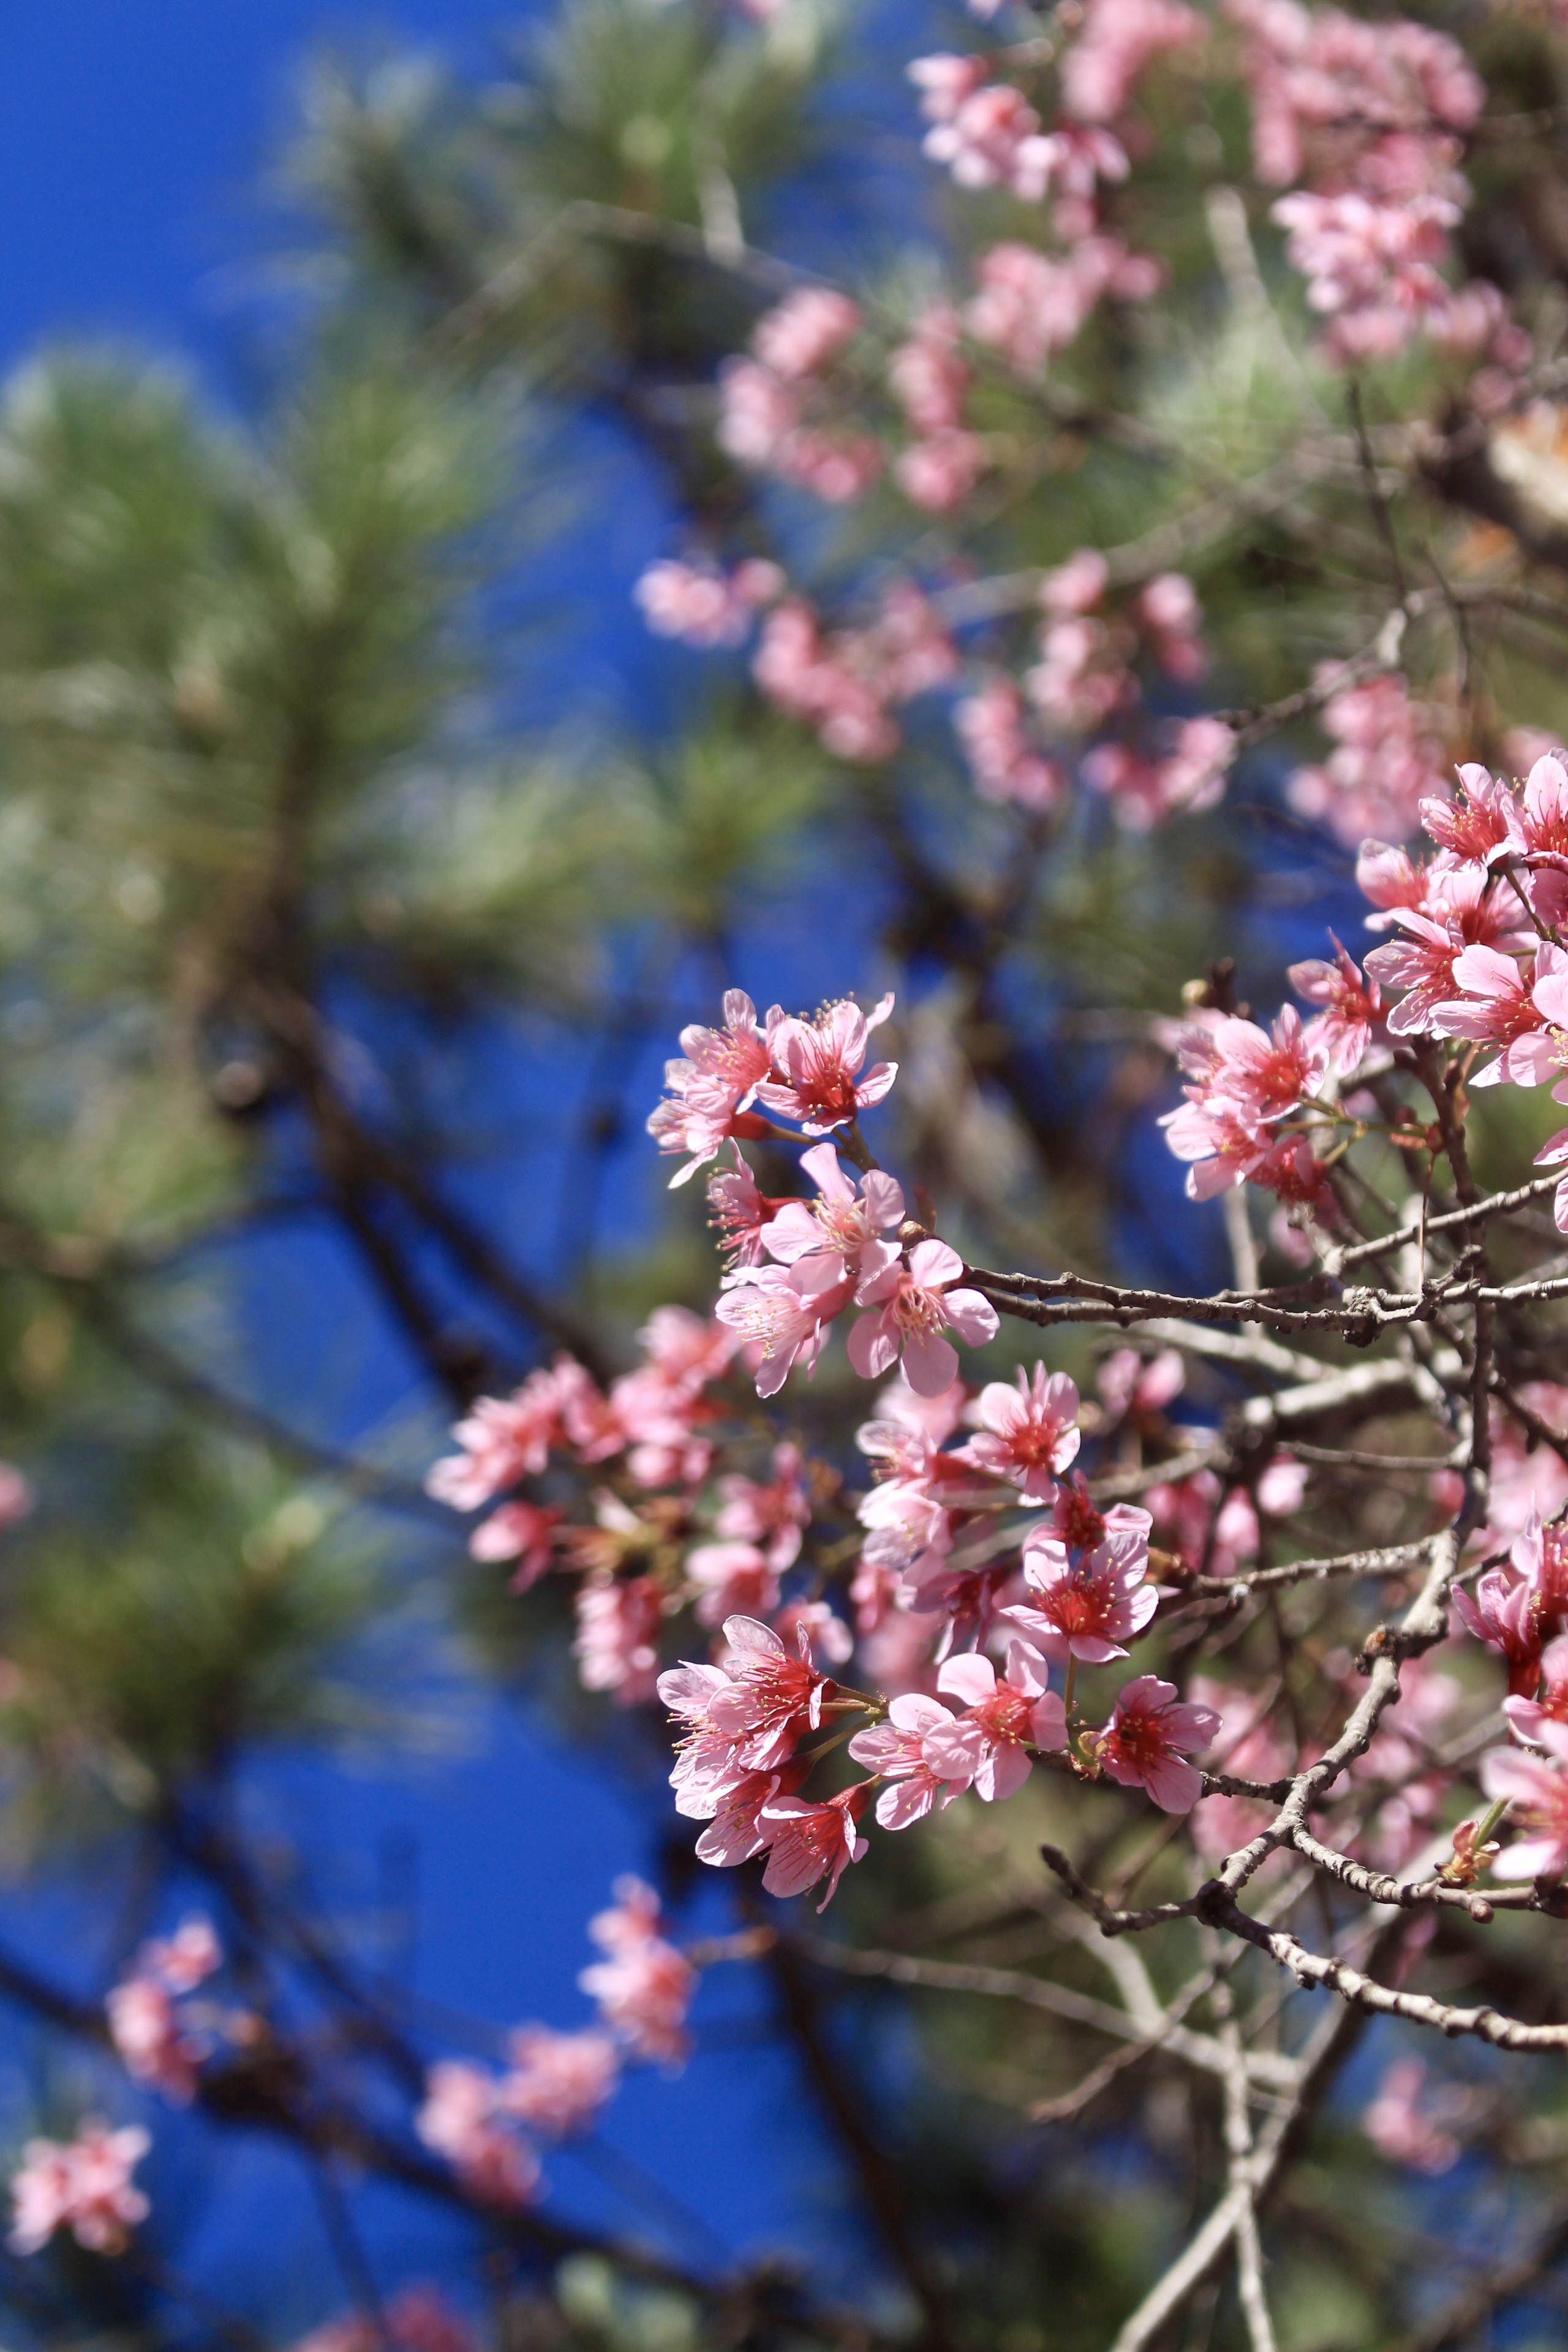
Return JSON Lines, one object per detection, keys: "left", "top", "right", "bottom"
{"left": 105, "top": 1913, "right": 225, "bottom": 2104}
{"left": 960, "top": 546, "right": 1236, "bottom": 829}
{"left": 717, "top": 288, "right": 883, "bottom": 505}
{"left": 1163, "top": 750, "right": 1568, "bottom": 1225}
{"left": 1228, "top": 0, "right": 1523, "bottom": 369}
{"left": 1286, "top": 671, "right": 1453, "bottom": 848}
{"left": 633, "top": 556, "right": 784, "bottom": 648}
{"left": 9, "top": 2119, "right": 149, "bottom": 2257}
{"left": 413, "top": 1877, "right": 692, "bottom": 2206}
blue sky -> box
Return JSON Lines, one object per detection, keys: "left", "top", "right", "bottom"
{"left": 0, "top": 3, "right": 500, "bottom": 373}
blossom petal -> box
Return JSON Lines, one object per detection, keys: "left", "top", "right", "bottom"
{"left": 902, "top": 1329, "right": 960, "bottom": 1396}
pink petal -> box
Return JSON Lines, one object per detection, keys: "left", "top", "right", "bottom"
{"left": 848, "top": 1311, "right": 899, "bottom": 1381}
{"left": 902, "top": 1329, "right": 960, "bottom": 1396}
{"left": 861, "top": 1171, "right": 905, "bottom": 1227}
{"left": 983, "top": 1744, "right": 1033, "bottom": 1801}
{"left": 876, "top": 1778, "right": 939, "bottom": 1830}
{"left": 908, "top": 1237, "right": 963, "bottom": 1287}
{"left": 724, "top": 1615, "right": 786, "bottom": 1658}
{"left": 943, "top": 1288, "right": 1000, "bottom": 1346}
{"left": 1030, "top": 1692, "right": 1068, "bottom": 1749}
{"left": 1141, "top": 1752, "right": 1202, "bottom": 1812}
{"left": 854, "top": 1242, "right": 903, "bottom": 1300}
{"left": 1492, "top": 1834, "right": 1568, "bottom": 1880}
{"left": 938, "top": 1654, "right": 997, "bottom": 1704}
{"left": 800, "top": 1142, "right": 853, "bottom": 1202}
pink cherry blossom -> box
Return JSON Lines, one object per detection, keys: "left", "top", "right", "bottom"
{"left": 761, "top": 1142, "right": 905, "bottom": 1270}
{"left": 1188, "top": 1675, "right": 1292, "bottom": 1861}
{"left": 426, "top": 1362, "right": 580, "bottom": 1509}
{"left": 752, "top": 288, "right": 861, "bottom": 380}
{"left": 1273, "top": 187, "right": 1463, "bottom": 364}
{"left": 774, "top": 1597, "right": 854, "bottom": 1665}
{"left": 1290, "top": 935, "right": 1382, "bottom": 1074}
{"left": 1357, "top": 838, "right": 1431, "bottom": 929}
{"left": 1097, "top": 1346, "right": 1184, "bottom": 1421}
{"left": 895, "top": 429, "right": 990, "bottom": 512}
{"left": 1288, "top": 674, "right": 1449, "bottom": 847}
{"left": 759, "top": 1786, "right": 869, "bottom": 1907}
{"left": 1362, "top": 866, "right": 1522, "bottom": 1039}
{"left": 1091, "top": 1675, "right": 1219, "bottom": 1811}
{"left": 647, "top": 990, "right": 774, "bottom": 1185}
{"left": 686, "top": 1539, "right": 780, "bottom": 1627}
{"left": 140, "top": 1915, "right": 221, "bottom": 1992}
{"left": 775, "top": 427, "right": 885, "bottom": 504}
{"left": 967, "top": 238, "right": 1161, "bottom": 376}
{"left": 907, "top": 52, "right": 989, "bottom": 121}
{"left": 573, "top": 1574, "right": 665, "bottom": 1705}
{"left": 854, "top": 1416, "right": 957, "bottom": 1584}
{"left": 639, "top": 1303, "right": 739, "bottom": 1391}
{"left": 9, "top": 2119, "right": 150, "bottom": 2256}
{"left": 1505, "top": 1634, "right": 1568, "bottom": 1745}
{"left": 1362, "top": 2059, "right": 1461, "bottom": 2174}
{"left": 960, "top": 1365, "right": 1081, "bottom": 1497}
{"left": 416, "top": 2063, "right": 540, "bottom": 2206}
{"left": 1059, "top": 0, "right": 1204, "bottom": 123}
{"left": 1137, "top": 570, "right": 1202, "bottom": 650}
{"left": 848, "top": 1692, "right": 965, "bottom": 1826}
{"left": 716, "top": 1255, "right": 855, "bottom": 1397}
{"left": 753, "top": 594, "right": 954, "bottom": 757}
{"left": 918, "top": 71, "right": 1058, "bottom": 199}
{"left": 923, "top": 1643, "right": 1067, "bottom": 1799}
{"left": 714, "top": 1441, "right": 811, "bottom": 1569}
{"left": 499, "top": 2027, "right": 620, "bottom": 2137}
{"left": 1420, "top": 761, "right": 1520, "bottom": 866}
{"left": 707, "top": 1147, "right": 777, "bottom": 1267}
{"left": 1008, "top": 1516, "right": 1157, "bottom": 1663}
{"left": 953, "top": 677, "right": 1063, "bottom": 812}
{"left": 634, "top": 560, "right": 756, "bottom": 649}
{"left": 1452, "top": 1564, "right": 1544, "bottom": 1697}
{"left": 1433, "top": 940, "right": 1568, "bottom": 1089}
{"left": 717, "top": 357, "right": 801, "bottom": 467}
{"left": 702, "top": 1613, "right": 833, "bottom": 1769}
{"left": 579, "top": 1876, "right": 696, "bottom": 2064}
{"left": 755, "top": 995, "right": 899, "bottom": 1133}
{"left": 1227, "top": 0, "right": 1480, "bottom": 188}
{"left": 1482, "top": 1717, "right": 1568, "bottom": 1879}
{"left": 107, "top": 1975, "right": 202, "bottom": 2103}
{"left": 1510, "top": 751, "right": 1568, "bottom": 884}
{"left": 753, "top": 601, "right": 896, "bottom": 758}
{"left": 1028, "top": 613, "right": 1133, "bottom": 731}
{"left": 660, "top": 1659, "right": 757, "bottom": 1819}
{"left": 1512, "top": 1510, "right": 1568, "bottom": 1619}
{"left": 469, "top": 1499, "right": 562, "bottom": 1587}
{"left": 848, "top": 1237, "right": 1000, "bottom": 1396}
{"left": 693, "top": 1766, "right": 791, "bottom": 1864}
{"left": 888, "top": 304, "right": 969, "bottom": 434}
{"left": 1148, "top": 718, "right": 1237, "bottom": 821}
{"left": 1161, "top": 1006, "right": 1330, "bottom": 1197}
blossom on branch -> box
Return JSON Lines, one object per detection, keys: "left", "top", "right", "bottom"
{"left": 1090, "top": 1675, "right": 1219, "bottom": 1811}
{"left": 9, "top": 2120, "right": 150, "bottom": 2257}
{"left": 848, "top": 1238, "right": 1001, "bottom": 1396}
